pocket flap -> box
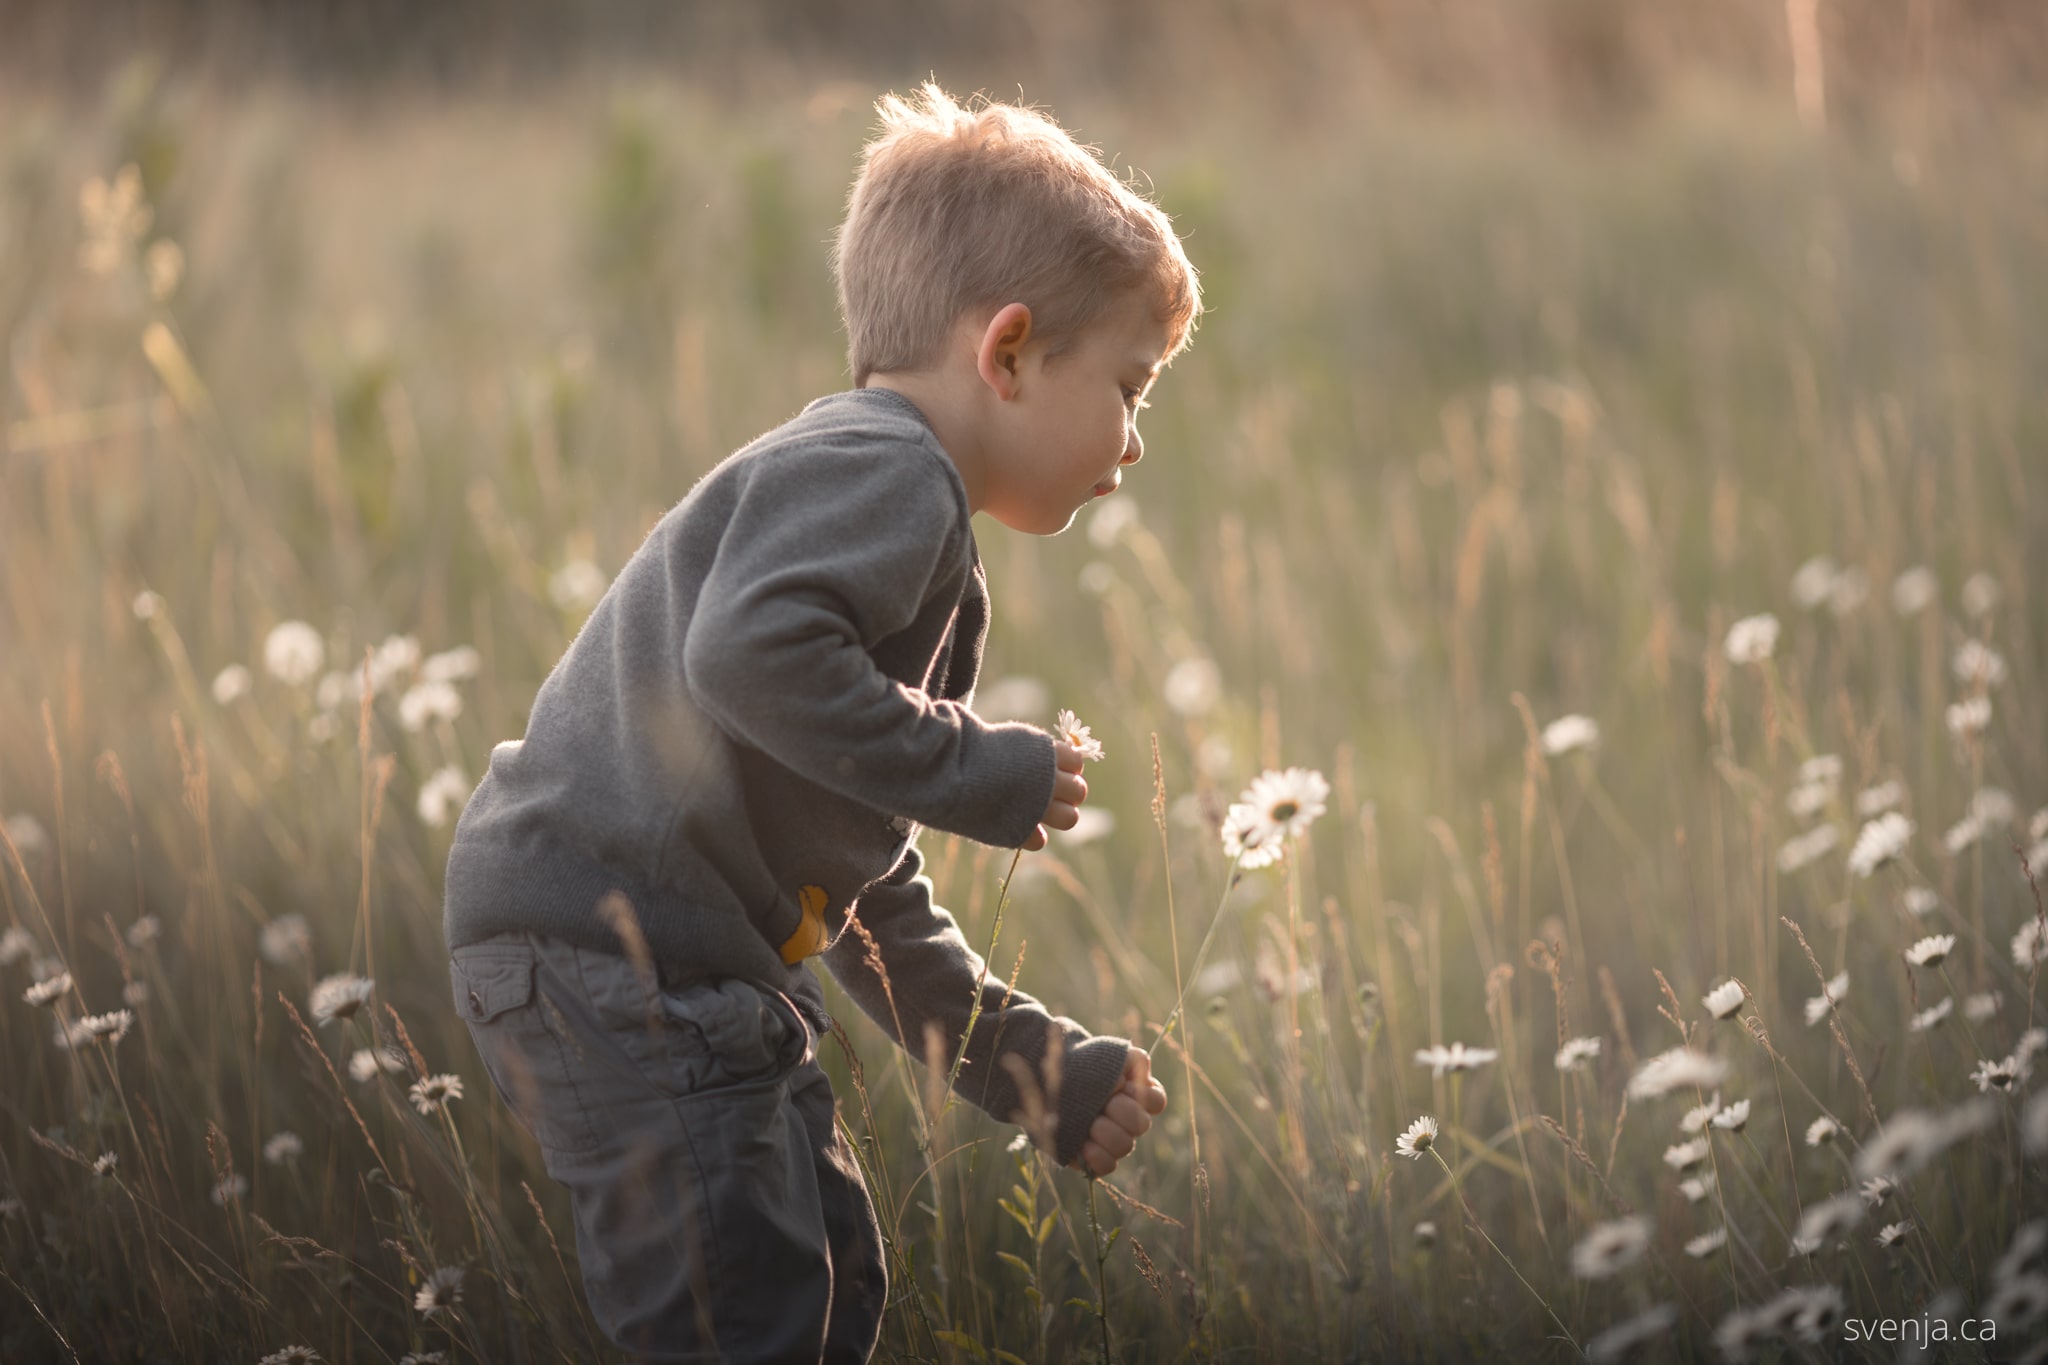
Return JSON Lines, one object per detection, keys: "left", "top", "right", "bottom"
{"left": 451, "top": 946, "right": 536, "bottom": 1023}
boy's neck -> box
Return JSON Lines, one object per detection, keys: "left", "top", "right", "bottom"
{"left": 862, "top": 373, "right": 987, "bottom": 516}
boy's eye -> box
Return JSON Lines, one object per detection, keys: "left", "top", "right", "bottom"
{"left": 1122, "top": 387, "right": 1149, "bottom": 412}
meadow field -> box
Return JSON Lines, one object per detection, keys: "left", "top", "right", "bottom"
{"left": 2, "top": 48, "right": 2047, "bottom": 1364}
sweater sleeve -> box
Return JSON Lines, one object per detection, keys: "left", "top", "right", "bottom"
{"left": 680, "top": 439, "right": 1053, "bottom": 849}
{"left": 820, "top": 844, "right": 1131, "bottom": 1168}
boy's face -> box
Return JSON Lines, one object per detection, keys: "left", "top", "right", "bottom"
{"left": 981, "top": 293, "right": 1171, "bottom": 537}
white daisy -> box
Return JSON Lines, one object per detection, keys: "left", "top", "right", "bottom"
{"left": 1775, "top": 1285, "right": 1846, "bottom": 1344}
{"left": 1723, "top": 613, "right": 1780, "bottom": 666}
{"left": 349, "top": 1047, "right": 408, "bottom": 1083}
{"left": 1628, "top": 1047, "right": 1728, "bottom": 1099}
{"left": 1702, "top": 979, "right": 1746, "bottom": 1020}
{"left": 92, "top": 1152, "right": 118, "bottom": 1177}
{"left": 1902, "top": 886, "right": 1940, "bottom": 917}
{"left": 1777, "top": 824, "right": 1841, "bottom": 875}
{"left": 1785, "top": 780, "right": 1832, "bottom": 822}
{"left": 1789, "top": 556, "right": 1837, "bottom": 610}
{"left": 1681, "top": 1094, "right": 1722, "bottom": 1134}
{"left": 1219, "top": 804, "right": 1284, "bottom": 870}
{"left": 262, "top": 621, "right": 325, "bottom": 686}
{"left": 1685, "top": 1227, "right": 1728, "bottom": 1259}
{"left": 1796, "top": 754, "right": 1843, "bottom": 787}
{"left": 1412, "top": 1220, "right": 1438, "bottom": 1247}
{"left": 1960, "top": 572, "right": 2001, "bottom": 618}
{"left": 1237, "top": 768, "right": 1330, "bottom": 846}
{"left": 420, "top": 646, "right": 480, "bottom": 684}
{"left": 1162, "top": 657, "right": 1221, "bottom": 717}
{"left": 1663, "top": 1138, "right": 1710, "bottom": 1171}
{"left": 1943, "top": 814, "right": 1986, "bottom": 855}
{"left": 1711, "top": 1099, "right": 1751, "bottom": 1133}
{"left": 1804, "top": 972, "right": 1848, "bottom": 1027}
{"left": 263, "top": 1131, "right": 303, "bottom": 1164}
{"left": 1827, "top": 567, "right": 1868, "bottom": 616}
{"left": 1714, "top": 1306, "right": 1773, "bottom": 1362}
{"left": 1679, "top": 1172, "right": 1718, "bottom": 1205}
{"left": 414, "top": 1265, "right": 465, "bottom": 1317}
{"left": 1854, "top": 1101, "right": 1994, "bottom": 1180}
{"left": 1904, "top": 934, "right": 1955, "bottom": 968}
{"left": 211, "top": 664, "right": 252, "bottom": 705}
{"left": 1540, "top": 715, "right": 1600, "bottom": 758}
{"left": 1890, "top": 565, "right": 1937, "bottom": 616}
{"left": 1052, "top": 709, "right": 1105, "bottom": 763}
{"left": 1860, "top": 1176, "right": 1897, "bottom": 1207}
{"left": 309, "top": 973, "right": 374, "bottom": 1025}
{"left": 1973, "top": 1055, "right": 2023, "bottom": 1093}
{"left": 1586, "top": 1304, "right": 1678, "bottom": 1365}
{"left": 259, "top": 914, "right": 312, "bottom": 966}
{"left": 1875, "top": 1221, "right": 1911, "bottom": 1249}
{"left": 76, "top": 1010, "right": 134, "bottom": 1045}
{"left": 1414, "top": 1042, "right": 1498, "bottom": 1077}
{"left": 122, "top": 980, "right": 150, "bottom": 1007}
{"left": 24, "top": 973, "right": 72, "bottom": 1007}
{"left": 1909, "top": 998, "right": 1953, "bottom": 1033}
{"left": 1946, "top": 696, "right": 1991, "bottom": 739}
{"left": 417, "top": 766, "right": 472, "bottom": 830}
{"left": 1847, "top": 812, "right": 1913, "bottom": 878}
{"left": 1983, "top": 1274, "right": 2048, "bottom": 1337}
{"left": 1554, "top": 1036, "right": 1602, "bottom": 1072}
{"left": 1569, "top": 1216, "right": 1654, "bottom": 1280}
{"left": 125, "top": 916, "right": 161, "bottom": 948}
{"left": 1791, "top": 1192, "right": 1864, "bottom": 1253}
{"left": 408, "top": 1073, "right": 464, "bottom": 1116}
{"left": 1395, "top": 1115, "right": 1437, "bottom": 1160}
{"left": 398, "top": 680, "right": 463, "bottom": 733}
{"left": 210, "top": 1172, "right": 250, "bottom": 1206}
{"left": 1964, "top": 992, "right": 2001, "bottom": 1022}
{"left": 258, "top": 1347, "right": 323, "bottom": 1365}
{"left": 1952, "top": 639, "right": 2007, "bottom": 689}
{"left": 0, "top": 925, "right": 34, "bottom": 965}
{"left": 1805, "top": 1116, "right": 1840, "bottom": 1147}
{"left": 1854, "top": 780, "right": 1904, "bottom": 818}
{"left": 2014, "top": 919, "right": 2048, "bottom": 971}
{"left": 549, "top": 560, "right": 607, "bottom": 612}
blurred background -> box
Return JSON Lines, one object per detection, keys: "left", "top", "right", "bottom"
{"left": 3, "top": 3, "right": 2045, "bottom": 1361}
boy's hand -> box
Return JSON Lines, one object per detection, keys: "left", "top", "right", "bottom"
{"left": 1022, "top": 741, "right": 1089, "bottom": 851}
{"left": 1074, "top": 1048, "right": 1168, "bottom": 1177}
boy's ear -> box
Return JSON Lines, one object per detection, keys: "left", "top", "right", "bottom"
{"left": 975, "top": 302, "right": 1034, "bottom": 401}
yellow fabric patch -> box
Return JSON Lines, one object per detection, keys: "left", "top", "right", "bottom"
{"left": 779, "top": 884, "right": 830, "bottom": 964}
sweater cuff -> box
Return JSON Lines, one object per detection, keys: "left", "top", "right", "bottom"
{"left": 949, "top": 722, "right": 1057, "bottom": 849}
{"left": 1046, "top": 1031, "right": 1132, "bottom": 1169}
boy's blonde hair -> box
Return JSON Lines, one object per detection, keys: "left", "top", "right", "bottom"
{"left": 833, "top": 84, "right": 1201, "bottom": 387}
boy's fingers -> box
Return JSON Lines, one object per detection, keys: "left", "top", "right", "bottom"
{"left": 1103, "top": 1092, "right": 1151, "bottom": 1137}
{"left": 1042, "top": 801, "right": 1079, "bottom": 831}
{"left": 1051, "top": 770, "right": 1087, "bottom": 806}
{"left": 1023, "top": 825, "right": 1048, "bottom": 851}
{"left": 1090, "top": 1114, "right": 1137, "bottom": 1160}
{"left": 1052, "top": 741, "right": 1087, "bottom": 774}
{"left": 1077, "top": 1142, "right": 1116, "bottom": 1177}
{"left": 1142, "top": 1079, "right": 1168, "bottom": 1114}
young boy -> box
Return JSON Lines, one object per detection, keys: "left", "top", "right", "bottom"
{"left": 444, "top": 83, "right": 1199, "bottom": 1362}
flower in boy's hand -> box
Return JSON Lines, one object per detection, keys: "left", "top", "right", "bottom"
{"left": 1055, "top": 708, "right": 1104, "bottom": 763}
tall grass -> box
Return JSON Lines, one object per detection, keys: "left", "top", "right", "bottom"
{"left": 2, "top": 68, "right": 2045, "bottom": 1361}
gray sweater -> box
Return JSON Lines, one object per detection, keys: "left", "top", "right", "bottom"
{"left": 444, "top": 387, "right": 1130, "bottom": 1164}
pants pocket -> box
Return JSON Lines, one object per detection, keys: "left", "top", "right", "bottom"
{"left": 451, "top": 938, "right": 603, "bottom": 1155}
{"left": 577, "top": 956, "right": 811, "bottom": 1099}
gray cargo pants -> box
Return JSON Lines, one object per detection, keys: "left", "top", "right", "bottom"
{"left": 450, "top": 932, "right": 887, "bottom": 1363}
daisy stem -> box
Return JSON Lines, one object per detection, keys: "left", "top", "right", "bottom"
{"left": 1087, "top": 1175, "right": 1114, "bottom": 1365}
{"left": 1937, "top": 965, "right": 1987, "bottom": 1064}
{"left": 940, "top": 847, "right": 1023, "bottom": 1120}
{"left": 1150, "top": 850, "right": 1247, "bottom": 1051}
{"left": 1426, "top": 1147, "right": 1576, "bottom": 1351}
